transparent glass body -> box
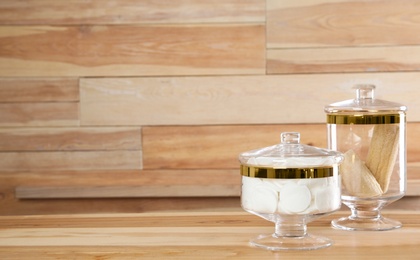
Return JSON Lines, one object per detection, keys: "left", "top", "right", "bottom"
{"left": 326, "top": 85, "right": 407, "bottom": 231}
{"left": 239, "top": 132, "right": 343, "bottom": 250}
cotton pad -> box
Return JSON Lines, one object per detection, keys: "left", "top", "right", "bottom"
{"left": 279, "top": 183, "right": 311, "bottom": 213}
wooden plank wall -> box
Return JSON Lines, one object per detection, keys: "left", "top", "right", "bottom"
{"left": 1, "top": 0, "right": 420, "bottom": 215}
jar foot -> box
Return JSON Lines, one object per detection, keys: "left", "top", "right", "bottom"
{"left": 331, "top": 209, "right": 402, "bottom": 231}
{"left": 250, "top": 221, "right": 332, "bottom": 250}
{"left": 250, "top": 233, "right": 332, "bottom": 251}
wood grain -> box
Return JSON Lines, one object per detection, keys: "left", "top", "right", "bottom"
{"left": 1, "top": 210, "right": 419, "bottom": 229}
{"left": 2, "top": 0, "right": 420, "bottom": 216}
{"left": 267, "top": 46, "right": 420, "bottom": 74}
{"left": 0, "top": 24, "right": 265, "bottom": 77}
{"left": 0, "top": 193, "right": 418, "bottom": 216}
{"left": 1, "top": 244, "right": 419, "bottom": 260}
{"left": 0, "top": 151, "right": 142, "bottom": 171}
{"left": 0, "top": 102, "right": 79, "bottom": 126}
{"left": 15, "top": 184, "right": 238, "bottom": 198}
{"left": 267, "top": 0, "right": 420, "bottom": 48}
{"left": 11, "top": 167, "right": 420, "bottom": 199}
{"left": 142, "top": 124, "right": 327, "bottom": 169}
{"left": 0, "top": 127, "right": 141, "bottom": 151}
{"left": 80, "top": 73, "right": 420, "bottom": 126}
{"left": 4, "top": 170, "right": 237, "bottom": 187}
{"left": 4, "top": 121, "right": 419, "bottom": 199}
{"left": 407, "top": 123, "right": 420, "bottom": 163}
{"left": 0, "top": 195, "right": 241, "bottom": 216}
{"left": 0, "top": 78, "right": 78, "bottom": 102}
{"left": 14, "top": 169, "right": 240, "bottom": 198}
{"left": 0, "top": 0, "right": 265, "bottom": 25}
{"left": 0, "top": 211, "right": 419, "bottom": 259}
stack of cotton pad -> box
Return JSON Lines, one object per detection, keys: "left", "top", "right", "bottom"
{"left": 241, "top": 176, "right": 340, "bottom": 215}
{"left": 241, "top": 157, "right": 341, "bottom": 215}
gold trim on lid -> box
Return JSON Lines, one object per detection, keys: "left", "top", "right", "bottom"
{"left": 240, "top": 165, "right": 335, "bottom": 179}
{"left": 327, "top": 114, "right": 402, "bottom": 124}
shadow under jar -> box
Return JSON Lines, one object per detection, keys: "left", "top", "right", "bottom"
{"left": 239, "top": 132, "right": 343, "bottom": 250}
{"left": 325, "top": 85, "right": 407, "bottom": 231}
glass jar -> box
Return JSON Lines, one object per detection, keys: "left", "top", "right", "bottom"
{"left": 239, "top": 132, "right": 343, "bottom": 250}
{"left": 325, "top": 85, "right": 407, "bottom": 231}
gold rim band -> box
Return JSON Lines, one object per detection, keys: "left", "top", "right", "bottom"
{"left": 327, "top": 114, "right": 401, "bottom": 124}
{"left": 241, "top": 165, "right": 335, "bottom": 179}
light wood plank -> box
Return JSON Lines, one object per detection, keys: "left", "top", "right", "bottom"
{"left": 142, "top": 124, "right": 327, "bottom": 169}
{"left": 2, "top": 210, "right": 420, "bottom": 229}
{"left": 142, "top": 123, "right": 420, "bottom": 169}
{"left": 11, "top": 167, "right": 420, "bottom": 199}
{"left": 407, "top": 123, "right": 420, "bottom": 163}
{"left": 80, "top": 73, "right": 420, "bottom": 126}
{"left": 0, "top": 0, "right": 265, "bottom": 25}
{"left": 0, "top": 25, "right": 265, "bottom": 77}
{"left": 1, "top": 243, "right": 420, "bottom": 259}
{"left": 0, "top": 102, "right": 79, "bottom": 127}
{"left": 1, "top": 169, "right": 418, "bottom": 214}
{"left": 0, "top": 127, "right": 141, "bottom": 151}
{"left": 267, "top": 0, "right": 420, "bottom": 48}
{"left": 0, "top": 168, "right": 241, "bottom": 214}
{"left": 0, "top": 195, "right": 241, "bottom": 216}
{"left": 3, "top": 170, "right": 237, "bottom": 187}
{"left": 0, "top": 151, "right": 142, "bottom": 171}
{"left": 0, "top": 212, "right": 420, "bottom": 259}
{"left": 15, "top": 185, "right": 239, "bottom": 198}
{"left": 0, "top": 194, "right": 417, "bottom": 216}
{"left": 14, "top": 170, "right": 240, "bottom": 199}
{"left": 0, "top": 78, "right": 78, "bottom": 102}
{"left": 267, "top": 46, "right": 420, "bottom": 74}
{"left": 0, "top": 210, "right": 265, "bottom": 228}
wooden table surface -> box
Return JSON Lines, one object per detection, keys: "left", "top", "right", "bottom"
{"left": 0, "top": 210, "right": 419, "bottom": 259}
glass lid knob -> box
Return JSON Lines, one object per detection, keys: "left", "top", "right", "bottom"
{"left": 281, "top": 132, "right": 300, "bottom": 144}
{"left": 354, "top": 84, "right": 375, "bottom": 100}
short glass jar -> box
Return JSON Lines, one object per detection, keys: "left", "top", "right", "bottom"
{"left": 239, "top": 132, "right": 343, "bottom": 250}
{"left": 325, "top": 85, "right": 407, "bottom": 231}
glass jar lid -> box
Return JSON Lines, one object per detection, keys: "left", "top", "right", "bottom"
{"left": 325, "top": 85, "right": 407, "bottom": 114}
{"left": 239, "top": 132, "right": 343, "bottom": 169}
{"left": 324, "top": 85, "right": 407, "bottom": 124}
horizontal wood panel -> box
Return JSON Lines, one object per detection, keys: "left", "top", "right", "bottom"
{"left": 0, "top": 151, "right": 142, "bottom": 171}
{"left": 267, "top": 0, "right": 420, "bottom": 48}
{"left": 2, "top": 211, "right": 420, "bottom": 229}
{"left": 0, "top": 102, "right": 79, "bottom": 127}
{"left": 0, "top": 210, "right": 266, "bottom": 228}
{"left": 0, "top": 78, "right": 79, "bottom": 102}
{"left": 0, "top": 198, "right": 242, "bottom": 216}
{"left": 16, "top": 184, "right": 239, "bottom": 198}
{"left": 5, "top": 122, "right": 419, "bottom": 199}
{"left": 14, "top": 170, "right": 240, "bottom": 198}
{"left": 0, "top": 127, "right": 141, "bottom": 151}
{"left": 1, "top": 211, "right": 420, "bottom": 260}
{"left": 0, "top": 196, "right": 416, "bottom": 216}
{"left": 0, "top": 171, "right": 242, "bottom": 214}
{"left": 407, "top": 123, "right": 420, "bottom": 163}
{"left": 10, "top": 168, "right": 420, "bottom": 198}
{"left": 142, "top": 124, "right": 327, "bottom": 169}
{"left": 2, "top": 170, "right": 238, "bottom": 186}
{"left": 267, "top": 46, "right": 420, "bottom": 74}
{"left": 0, "top": 25, "right": 265, "bottom": 77}
{"left": 0, "top": 0, "right": 265, "bottom": 25}
{"left": 3, "top": 0, "right": 420, "bottom": 214}
{"left": 81, "top": 73, "right": 420, "bottom": 126}
{"left": 142, "top": 123, "right": 420, "bottom": 169}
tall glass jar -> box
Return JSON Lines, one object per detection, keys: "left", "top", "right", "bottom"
{"left": 325, "top": 85, "right": 407, "bottom": 231}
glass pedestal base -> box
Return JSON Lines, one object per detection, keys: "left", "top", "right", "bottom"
{"left": 332, "top": 196, "right": 403, "bottom": 231}
{"left": 250, "top": 233, "right": 332, "bottom": 251}
{"left": 331, "top": 215, "right": 401, "bottom": 231}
